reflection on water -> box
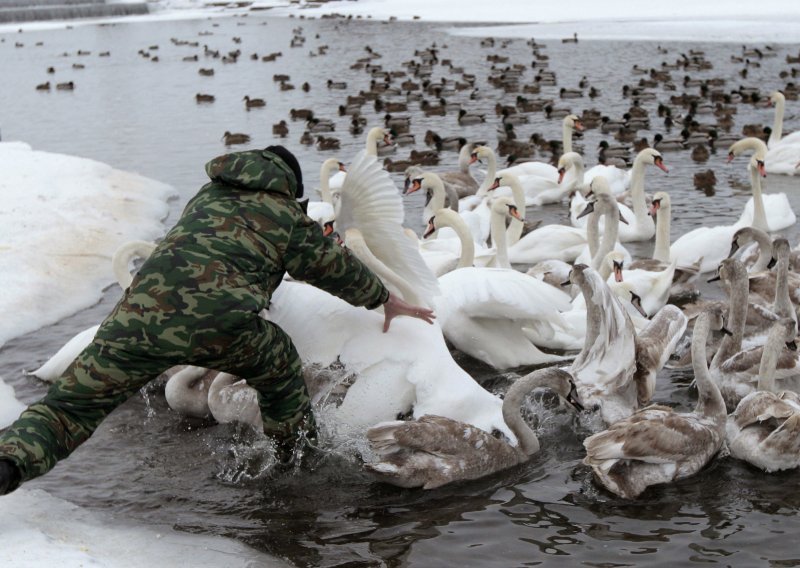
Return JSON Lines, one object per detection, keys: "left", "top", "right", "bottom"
{"left": 2, "top": 13, "right": 800, "bottom": 567}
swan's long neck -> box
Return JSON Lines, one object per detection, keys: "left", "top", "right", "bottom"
{"left": 576, "top": 270, "right": 604, "bottom": 349}
{"left": 319, "top": 162, "right": 335, "bottom": 204}
{"left": 503, "top": 368, "right": 574, "bottom": 455}
{"left": 749, "top": 229, "right": 773, "bottom": 272}
{"left": 434, "top": 209, "right": 475, "bottom": 268}
{"left": 591, "top": 207, "right": 620, "bottom": 271}
{"left": 749, "top": 162, "right": 768, "bottom": 232}
{"left": 628, "top": 155, "right": 650, "bottom": 224}
{"left": 476, "top": 151, "right": 498, "bottom": 196}
{"left": 490, "top": 204, "right": 511, "bottom": 269}
{"left": 713, "top": 269, "right": 748, "bottom": 366}
{"left": 773, "top": 248, "right": 794, "bottom": 320}
{"left": 653, "top": 201, "right": 671, "bottom": 263}
{"left": 692, "top": 314, "right": 726, "bottom": 417}
{"left": 345, "top": 228, "right": 423, "bottom": 306}
{"left": 112, "top": 240, "right": 156, "bottom": 289}
{"left": 770, "top": 95, "right": 785, "bottom": 146}
{"left": 428, "top": 176, "right": 447, "bottom": 212}
{"left": 568, "top": 156, "right": 586, "bottom": 194}
{"left": 365, "top": 128, "right": 382, "bottom": 156}
{"left": 458, "top": 143, "right": 472, "bottom": 174}
{"left": 562, "top": 121, "right": 573, "bottom": 154}
{"left": 757, "top": 324, "right": 788, "bottom": 393}
{"left": 504, "top": 178, "right": 527, "bottom": 246}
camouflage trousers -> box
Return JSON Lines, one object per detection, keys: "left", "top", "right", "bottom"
{"left": 0, "top": 317, "right": 315, "bottom": 488}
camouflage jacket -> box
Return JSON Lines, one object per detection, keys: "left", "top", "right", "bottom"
{"left": 95, "top": 148, "right": 389, "bottom": 352}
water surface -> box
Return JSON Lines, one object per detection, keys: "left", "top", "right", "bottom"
{"left": 2, "top": 15, "right": 800, "bottom": 567}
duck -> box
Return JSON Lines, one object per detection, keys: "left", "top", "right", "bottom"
{"left": 765, "top": 91, "right": 800, "bottom": 175}
{"left": 272, "top": 120, "right": 289, "bottom": 137}
{"left": 243, "top": 95, "right": 266, "bottom": 109}
{"left": 316, "top": 135, "right": 341, "bottom": 151}
{"left": 583, "top": 309, "right": 728, "bottom": 500}
{"left": 457, "top": 109, "right": 486, "bottom": 125}
{"left": 364, "top": 367, "right": 579, "bottom": 489}
{"left": 195, "top": 93, "right": 215, "bottom": 103}
{"left": 222, "top": 131, "right": 251, "bottom": 146}
{"left": 726, "top": 318, "right": 800, "bottom": 472}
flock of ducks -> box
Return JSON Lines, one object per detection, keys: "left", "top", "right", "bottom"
{"left": 22, "top": 17, "right": 800, "bottom": 499}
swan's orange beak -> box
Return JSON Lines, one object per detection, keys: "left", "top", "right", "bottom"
{"left": 405, "top": 178, "right": 423, "bottom": 195}
{"left": 383, "top": 132, "right": 394, "bottom": 145}
{"left": 489, "top": 177, "right": 501, "bottom": 191}
{"left": 574, "top": 119, "right": 584, "bottom": 132}
{"left": 338, "top": 162, "right": 347, "bottom": 172}
{"left": 613, "top": 260, "right": 624, "bottom": 283}
{"left": 757, "top": 160, "right": 767, "bottom": 177}
{"left": 323, "top": 220, "right": 335, "bottom": 237}
{"left": 649, "top": 199, "right": 661, "bottom": 217}
{"left": 469, "top": 152, "right": 480, "bottom": 165}
{"left": 508, "top": 205, "right": 523, "bottom": 221}
{"left": 727, "top": 151, "right": 736, "bottom": 163}
{"left": 654, "top": 156, "right": 669, "bottom": 173}
{"left": 557, "top": 167, "right": 566, "bottom": 184}
{"left": 423, "top": 216, "right": 436, "bottom": 239}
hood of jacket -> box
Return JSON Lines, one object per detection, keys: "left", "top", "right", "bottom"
{"left": 204, "top": 148, "right": 299, "bottom": 197}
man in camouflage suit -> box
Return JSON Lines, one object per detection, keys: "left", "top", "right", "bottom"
{"left": 0, "top": 145, "right": 434, "bottom": 495}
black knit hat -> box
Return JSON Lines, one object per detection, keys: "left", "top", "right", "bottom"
{"left": 266, "top": 145, "right": 304, "bottom": 198}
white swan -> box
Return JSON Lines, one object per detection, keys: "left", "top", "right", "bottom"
{"left": 572, "top": 149, "right": 667, "bottom": 242}
{"left": 765, "top": 90, "right": 800, "bottom": 176}
{"left": 364, "top": 367, "right": 578, "bottom": 489}
{"left": 335, "top": 150, "right": 440, "bottom": 308}
{"left": 432, "top": 198, "right": 572, "bottom": 369}
{"left": 364, "top": 126, "right": 394, "bottom": 157}
{"left": 30, "top": 239, "right": 157, "bottom": 382}
{"left": 491, "top": 152, "right": 584, "bottom": 210}
{"left": 307, "top": 158, "right": 345, "bottom": 226}
{"left": 667, "top": 153, "right": 781, "bottom": 275}
{"left": 418, "top": 209, "right": 496, "bottom": 275}
{"left": 267, "top": 280, "right": 514, "bottom": 441}
{"left": 573, "top": 180, "right": 632, "bottom": 270}
{"left": 628, "top": 192, "right": 701, "bottom": 302}
{"left": 583, "top": 309, "right": 727, "bottom": 499}
{"left": 727, "top": 318, "right": 800, "bottom": 471}
{"left": 407, "top": 170, "right": 488, "bottom": 245}
{"left": 729, "top": 137, "right": 796, "bottom": 231}
{"left": 607, "top": 251, "right": 677, "bottom": 318}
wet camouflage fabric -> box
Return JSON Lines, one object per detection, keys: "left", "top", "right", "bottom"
{"left": 0, "top": 148, "right": 388, "bottom": 488}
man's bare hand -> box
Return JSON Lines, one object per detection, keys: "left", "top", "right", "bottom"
{"left": 382, "top": 292, "right": 436, "bottom": 332}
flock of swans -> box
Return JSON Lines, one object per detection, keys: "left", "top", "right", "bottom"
{"left": 26, "top": 85, "right": 800, "bottom": 498}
